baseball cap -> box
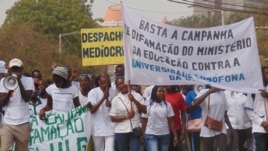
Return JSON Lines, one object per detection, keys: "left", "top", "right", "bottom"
{"left": 0, "top": 60, "right": 7, "bottom": 73}
{"left": 9, "top": 58, "right": 23, "bottom": 68}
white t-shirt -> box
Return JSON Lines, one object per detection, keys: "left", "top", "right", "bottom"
{"left": 245, "top": 87, "right": 268, "bottom": 133}
{"left": 46, "top": 84, "right": 78, "bottom": 112}
{"left": 143, "top": 85, "right": 154, "bottom": 99}
{"left": 79, "top": 90, "right": 88, "bottom": 105}
{"left": 0, "top": 76, "right": 35, "bottom": 125}
{"left": 111, "top": 81, "right": 116, "bottom": 91}
{"left": 197, "top": 89, "right": 228, "bottom": 137}
{"left": 224, "top": 90, "right": 251, "bottom": 129}
{"left": 109, "top": 91, "right": 145, "bottom": 133}
{"left": 142, "top": 99, "right": 174, "bottom": 135}
{"left": 88, "top": 87, "right": 116, "bottom": 136}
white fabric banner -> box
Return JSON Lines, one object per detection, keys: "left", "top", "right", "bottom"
{"left": 122, "top": 4, "right": 263, "bottom": 93}
{"left": 28, "top": 105, "right": 91, "bottom": 151}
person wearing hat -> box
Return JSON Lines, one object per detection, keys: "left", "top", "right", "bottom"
{"left": 0, "top": 58, "right": 35, "bottom": 150}
{"left": 39, "top": 66, "right": 80, "bottom": 119}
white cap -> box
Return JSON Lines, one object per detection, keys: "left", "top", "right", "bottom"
{"left": 0, "top": 60, "right": 7, "bottom": 73}
{"left": 9, "top": 58, "right": 23, "bottom": 68}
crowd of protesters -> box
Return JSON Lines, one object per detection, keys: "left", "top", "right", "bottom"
{"left": 0, "top": 58, "right": 268, "bottom": 151}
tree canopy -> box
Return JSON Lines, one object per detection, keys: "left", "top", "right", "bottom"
{"left": 0, "top": 0, "right": 104, "bottom": 79}
{"left": 3, "top": 0, "right": 98, "bottom": 39}
{"left": 0, "top": 26, "right": 104, "bottom": 80}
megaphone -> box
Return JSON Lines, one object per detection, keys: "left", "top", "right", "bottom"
{"left": 194, "top": 85, "right": 205, "bottom": 95}
{"left": 3, "top": 76, "right": 18, "bottom": 90}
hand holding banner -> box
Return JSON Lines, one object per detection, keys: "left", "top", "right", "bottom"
{"left": 121, "top": 3, "right": 263, "bottom": 93}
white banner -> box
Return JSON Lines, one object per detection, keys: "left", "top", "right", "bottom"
{"left": 122, "top": 4, "right": 263, "bottom": 93}
{"left": 28, "top": 105, "right": 91, "bottom": 151}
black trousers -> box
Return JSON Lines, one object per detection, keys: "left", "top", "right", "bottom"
{"left": 201, "top": 133, "right": 227, "bottom": 151}
{"left": 254, "top": 132, "right": 268, "bottom": 151}
{"left": 236, "top": 128, "right": 252, "bottom": 151}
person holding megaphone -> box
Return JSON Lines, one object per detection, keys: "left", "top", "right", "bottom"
{"left": 0, "top": 58, "right": 35, "bottom": 151}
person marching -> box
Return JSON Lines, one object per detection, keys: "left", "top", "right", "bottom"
{"left": 88, "top": 73, "right": 116, "bottom": 151}
{"left": 39, "top": 66, "right": 80, "bottom": 119}
{"left": 0, "top": 58, "right": 35, "bottom": 150}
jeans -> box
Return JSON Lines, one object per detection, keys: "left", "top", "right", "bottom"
{"left": 145, "top": 133, "right": 170, "bottom": 151}
{"left": 188, "top": 131, "right": 200, "bottom": 151}
{"left": 115, "top": 132, "right": 140, "bottom": 151}
{"left": 253, "top": 132, "right": 268, "bottom": 151}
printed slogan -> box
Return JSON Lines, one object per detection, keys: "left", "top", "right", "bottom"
{"left": 29, "top": 105, "right": 91, "bottom": 151}
{"left": 122, "top": 4, "right": 263, "bottom": 93}
{"left": 81, "top": 27, "right": 124, "bottom": 66}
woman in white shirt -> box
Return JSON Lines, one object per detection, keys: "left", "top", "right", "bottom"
{"left": 78, "top": 74, "right": 91, "bottom": 105}
{"left": 141, "top": 86, "right": 178, "bottom": 151}
{"left": 187, "top": 87, "right": 234, "bottom": 151}
{"left": 78, "top": 74, "right": 93, "bottom": 151}
{"left": 109, "top": 76, "right": 146, "bottom": 151}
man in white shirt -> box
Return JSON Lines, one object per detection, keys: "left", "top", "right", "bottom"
{"left": 88, "top": 73, "right": 116, "bottom": 151}
{"left": 111, "top": 64, "right": 124, "bottom": 91}
{"left": 245, "top": 66, "right": 268, "bottom": 151}
{"left": 0, "top": 58, "right": 34, "bottom": 150}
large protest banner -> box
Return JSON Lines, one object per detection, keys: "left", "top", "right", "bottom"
{"left": 29, "top": 105, "right": 91, "bottom": 151}
{"left": 121, "top": 4, "right": 263, "bottom": 93}
{"left": 81, "top": 27, "right": 124, "bottom": 66}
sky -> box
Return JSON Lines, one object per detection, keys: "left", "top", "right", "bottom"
{"left": 0, "top": 0, "right": 192, "bottom": 26}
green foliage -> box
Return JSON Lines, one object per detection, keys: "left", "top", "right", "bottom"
{"left": 168, "top": 12, "right": 220, "bottom": 28}
{"left": 0, "top": 26, "right": 103, "bottom": 80}
{"left": 3, "top": 0, "right": 97, "bottom": 37}
{"left": 2, "top": 0, "right": 99, "bottom": 56}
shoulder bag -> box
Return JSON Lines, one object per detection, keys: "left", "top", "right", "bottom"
{"left": 204, "top": 95, "right": 223, "bottom": 132}
{"left": 119, "top": 97, "right": 143, "bottom": 138}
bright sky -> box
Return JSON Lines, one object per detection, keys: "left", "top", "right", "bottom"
{"left": 0, "top": 0, "right": 192, "bottom": 26}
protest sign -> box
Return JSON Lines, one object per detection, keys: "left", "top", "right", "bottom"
{"left": 81, "top": 27, "right": 124, "bottom": 66}
{"left": 29, "top": 105, "right": 91, "bottom": 151}
{"left": 121, "top": 4, "right": 263, "bottom": 93}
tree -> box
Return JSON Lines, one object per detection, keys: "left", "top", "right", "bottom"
{"left": 168, "top": 12, "right": 220, "bottom": 28}
{"left": 3, "top": 0, "right": 97, "bottom": 37}
{"left": 2, "top": 0, "right": 98, "bottom": 55}
{"left": 0, "top": 26, "right": 104, "bottom": 80}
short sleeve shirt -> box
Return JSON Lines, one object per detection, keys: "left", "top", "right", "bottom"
{"left": 109, "top": 91, "right": 145, "bottom": 133}
{"left": 197, "top": 89, "right": 228, "bottom": 137}
{"left": 142, "top": 99, "right": 174, "bottom": 135}
{"left": 165, "top": 92, "right": 187, "bottom": 130}
{"left": 0, "top": 76, "right": 35, "bottom": 125}
{"left": 46, "top": 84, "right": 78, "bottom": 112}
{"left": 88, "top": 87, "right": 116, "bottom": 136}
